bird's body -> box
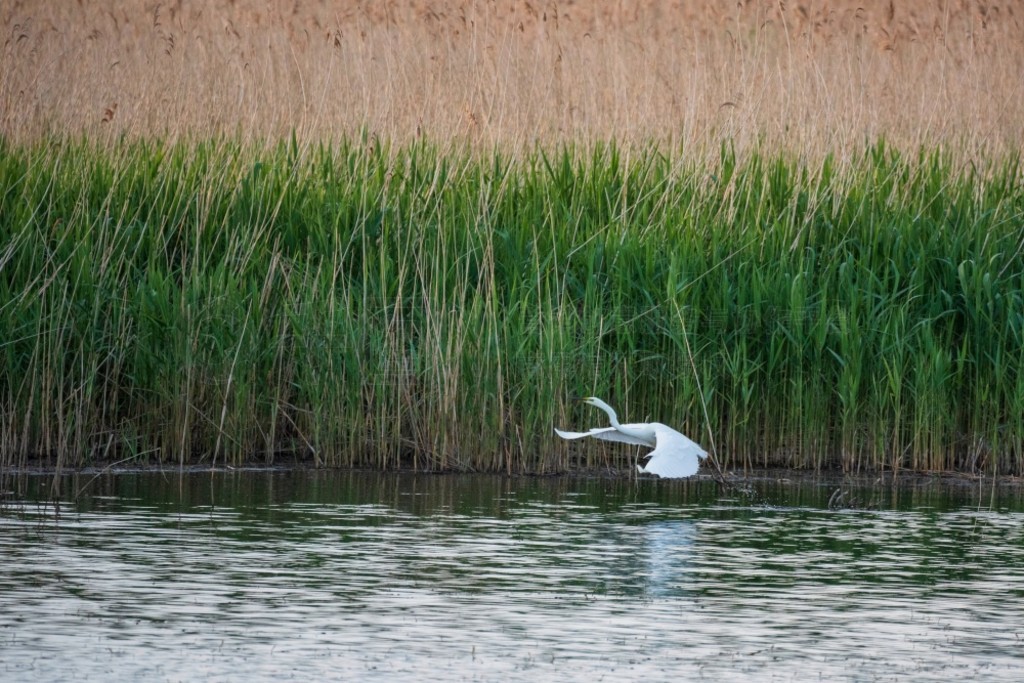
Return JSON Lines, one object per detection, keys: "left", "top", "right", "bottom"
{"left": 555, "top": 397, "right": 707, "bottom": 478}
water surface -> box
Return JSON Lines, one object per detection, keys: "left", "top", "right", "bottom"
{"left": 2, "top": 470, "right": 1023, "bottom": 681}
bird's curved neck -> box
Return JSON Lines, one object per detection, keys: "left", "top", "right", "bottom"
{"left": 598, "top": 402, "right": 646, "bottom": 439}
{"left": 603, "top": 406, "right": 622, "bottom": 428}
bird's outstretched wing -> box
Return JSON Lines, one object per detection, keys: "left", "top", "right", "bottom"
{"left": 638, "top": 425, "right": 707, "bottom": 478}
{"left": 554, "top": 426, "right": 652, "bottom": 447}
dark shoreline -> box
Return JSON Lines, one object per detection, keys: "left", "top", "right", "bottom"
{"left": 3, "top": 461, "right": 1020, "bottom": 490}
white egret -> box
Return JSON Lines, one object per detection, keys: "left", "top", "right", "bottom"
{"left": 555, "top": 396, "right": 708, "bottom": 478}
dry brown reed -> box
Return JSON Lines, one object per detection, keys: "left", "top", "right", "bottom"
{"left": 2, "top": 1, "right": 1022, "bottom": 159}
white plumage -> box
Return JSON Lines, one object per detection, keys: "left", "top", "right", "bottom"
{"left": 555, "top": 397, "right": 707, "bottom": 478}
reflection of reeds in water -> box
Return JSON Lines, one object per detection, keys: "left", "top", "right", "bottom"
{"left": 2, "top": 1, "right": 1023, "bottom": 157}
{"left": 1, "top": 139, "right": 1022, "bottom": 474}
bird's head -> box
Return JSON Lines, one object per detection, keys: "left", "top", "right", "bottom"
{"left": 570, "top": 396, "right": 619, "bottom": 424}
{"left": 572, "top": 396, "right": 613, "bottom": 412}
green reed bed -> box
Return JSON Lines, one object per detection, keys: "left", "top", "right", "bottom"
{"left": 1, "top": 137, "right": 1022, "bottom": 474}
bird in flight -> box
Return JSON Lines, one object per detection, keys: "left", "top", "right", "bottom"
{"left": 555, "top": 396, "right": 707, "bottom": 478}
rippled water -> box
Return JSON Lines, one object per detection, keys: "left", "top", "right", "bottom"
{"left": 2, "top": 470, "right": 1023, "bottom": 682}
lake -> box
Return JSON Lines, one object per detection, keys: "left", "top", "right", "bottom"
{"left": 2, "top": 469, "right": 1023, "bottom": 681}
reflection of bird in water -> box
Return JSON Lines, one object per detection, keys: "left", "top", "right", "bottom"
{"left": 642, "top": 520, "right": 698, "bottom": 598}
{"left": 555, "top": 397, "right": 708, "bottom": 478}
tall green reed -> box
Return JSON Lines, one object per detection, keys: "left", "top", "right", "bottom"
{"left": 1, "top": 137, "right": 1022, "bottom": 474}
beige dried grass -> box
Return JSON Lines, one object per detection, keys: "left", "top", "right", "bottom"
{"left": 2, "top": 1, "right": 1022, "bottom": 160}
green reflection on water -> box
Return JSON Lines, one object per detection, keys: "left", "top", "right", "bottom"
{"left": 4, "top": 469, "right": 1023, "bottom": 515}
